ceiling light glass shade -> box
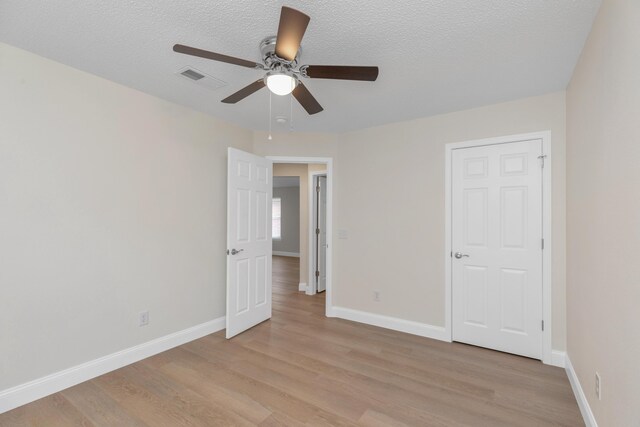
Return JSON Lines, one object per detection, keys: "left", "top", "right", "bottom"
{"left": 266, "top": 72, "right": 297, "bottom": 96}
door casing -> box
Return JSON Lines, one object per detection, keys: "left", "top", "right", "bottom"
{"left": 445, "top": 131, "right": 553, "bottom": 365}
{"left": 309, "top": 172, "right": 328, "bottom": 295}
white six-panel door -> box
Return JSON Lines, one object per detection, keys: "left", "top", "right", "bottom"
{"left": 452, "top": 139, "right": 543, "bottom": 359}
{"left": 226, "top": 148, "right": 272, "bottom": 339}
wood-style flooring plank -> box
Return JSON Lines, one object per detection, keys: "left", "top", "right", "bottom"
{"left": 0, "top": 256, "right": 583, "bottom": 426}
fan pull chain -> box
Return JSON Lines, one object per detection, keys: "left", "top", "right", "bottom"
{"left": 268, "top": 91, "right": 273, "bottom": 140}
{"left": 289, "top": 90, "right": 293, "bottom": 132}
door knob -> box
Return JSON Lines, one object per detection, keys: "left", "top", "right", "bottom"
{"left": 229, "top": 248, "right": 244, "bottom": 255}
{"left": 454, "top": 252, "right": 469, "bottom": 259}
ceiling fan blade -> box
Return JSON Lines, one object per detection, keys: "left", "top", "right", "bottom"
{"left": 292, "top": 82, "right": 323, "bottom": 115}
{"left": 173, "top": 44, "right": 260, "bottom": 69}
{"left": 304, "top": 65, "right": 379, "bottom": 81}
{"left": 274, "top": 6, "right": 310, "bottom": 62}
{"left": 221, "top": 79, "right": 266, "bottom": 104}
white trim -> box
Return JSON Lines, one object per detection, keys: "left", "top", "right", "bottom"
{"left": 305, "top": 282, "right": 314, "bottom": 295}
{"left": 0, "top": 316, "right": 225, "bottom": 414}
{"left": 326, "top": 305, "right": 336, "bottom": 317}
{"left": 268, "top": 156, "right": 333, "bottom": 164}
{"left": 308, "top": 170, "right": 327, "bottom": 295}
{"left": 445, "top": 143, "right": 453, "bottom": 346}
{"left": 551, "top": 350, "right": 566, "bottom": 368}
{"left": 444, "top": 131, "right": 554, "bottom": 364}
{"left": 267, "top": 156, "right": 334, "bottom": 317}
{"left": 333, "top": 307, "right": 450, "bottom": 342}
{"left": 272, "top": 251, "right": 300, "bottom": 258}
{"left": 541, "top": 133, "right": 553, "bottom": 366}
{"left": 565, "top": 355, "right": 598, "bottom": 427}
{"left": 298, "top": 282, "right": 307, "bottom": 292}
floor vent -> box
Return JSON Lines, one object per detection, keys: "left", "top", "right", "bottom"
{"left": 176, "top": 67, "right": 227, "bottom": 91}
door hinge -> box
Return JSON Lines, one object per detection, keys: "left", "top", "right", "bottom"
{"left": 541, "top": 320, "right": 545, "bottom": 331}
{"left": 316, "top": 228, "right": 320, "bottom": 235}
{"left": 541, "top": 238, "right": 545, "bottom": 250}
{"left": 315, "top": 270, "right": 320, "bottom": 277}
{"left": 538, "top": 155, "right": 547, "bottom": 168}
{"left": 316, "top": 185, "right": 320, "bottom": 193}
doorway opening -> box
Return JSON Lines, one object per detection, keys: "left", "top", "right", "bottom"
{"left": 225, "top": 150, "right": 333, "bottom": 338}
{"left": 269, "top": 157, "right": 333, "bottom": 317}
{"left": 225, "top": 148, "right": 273, "bottom": 338}
{"left": 271, "top": 174, "right": 305, "bottom": 310}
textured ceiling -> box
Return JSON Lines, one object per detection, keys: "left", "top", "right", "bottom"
{"left": 0, "top": 0, "right": 601, "bottom": 132}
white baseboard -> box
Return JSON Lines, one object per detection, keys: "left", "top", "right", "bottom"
{"left": 332, "top": 306, "right": 450, "bottom": 342}
{"left": 550, "top": 350, "right": 566, "bottom": 368}
{"left": 0, "top": 316, "right": 226, "bottom": 414}
{"left": 273, "top": 251, "right": 300, "bottom": 258}
{"left": 298, "top": 282, "right": 307, "bottom": 292}
{"left": 565, "top": 354, "right": 598, "bottom": 427}
{"left": 305, "top": 283, "right": 315, "bottom": 296}
{"left": 333, "top": 306, "right": 565, "bottom": 367}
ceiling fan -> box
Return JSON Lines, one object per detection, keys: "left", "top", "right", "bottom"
{"left": 173, "top": 6, "right": 379, "bottom": 115}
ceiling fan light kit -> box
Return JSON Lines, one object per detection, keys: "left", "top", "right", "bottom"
{"left": 264, "top": 71, "right": 298, "bottom": 96}
{"left": 173, "top": 6, "right": 379, "bottom": 115}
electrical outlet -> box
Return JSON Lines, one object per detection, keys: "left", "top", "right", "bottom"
{"left": 373, "top": 291, "right": 381, "bottom": 302}
{"left": 139, "top": 311, "right": 149, "bottom": 327}
{"left": 595, "top": 372, "right": 601, "bottom": 400}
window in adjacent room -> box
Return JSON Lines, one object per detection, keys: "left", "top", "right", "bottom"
{"left": 272, "top": 198, "right": 282, "bottom": 239}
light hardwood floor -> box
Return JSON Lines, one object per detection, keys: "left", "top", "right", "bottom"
{"left": 1, "top": 256, "right": 583, "bottom": 426}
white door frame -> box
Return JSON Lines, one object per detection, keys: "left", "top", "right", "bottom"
{"left": 445, "top": 131, "right": 553, "bottom": 365}
{"left": 266, "top": 156, "right": 334, "bottom": 317}
{"left": 308, "top": 171, "right": 327, "bottom": 295}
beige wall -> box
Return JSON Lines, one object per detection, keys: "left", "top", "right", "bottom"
{"left": 1, "top": 38, "right": 574, "bottom": 398}
{"left": 256, "top": 92, "right": 567, "bottom": 351}
{"left": 338, "top": 92, "right": 567, "bottom": 351}
{"left": 566, "top": 0, "right": 640, "bottom": 424}
{"left": 0, "top": 42, "right": 253, "bottom": 390}
{"left": 253, "top": 132, "right": 339, "bottom": 159}
{"left": 308, "top": 164, "right": 327, "bottom": 174}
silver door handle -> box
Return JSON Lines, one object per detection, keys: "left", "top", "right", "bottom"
{"left": 454, "top": 252, "right": 469, "bottom": 259}
{"left": 229, "top": 249, "right": 244, "bottom": 255}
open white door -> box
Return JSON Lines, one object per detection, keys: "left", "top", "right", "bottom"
{"left": 226, "top": 148, "right": 272, "bottom": 339}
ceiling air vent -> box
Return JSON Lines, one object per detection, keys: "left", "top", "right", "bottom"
{"left": 181, "top": 68, "right": 205, "bottom": 81}
{"left": 176, "top": 67, "right": 227, "bottom": 91}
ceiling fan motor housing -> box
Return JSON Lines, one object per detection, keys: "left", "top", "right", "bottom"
{"left": 260, "top": 36, "right": 301, "bottom": 95}
{"left": 259, "top": 36, "right": 301, "bottom": 69}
